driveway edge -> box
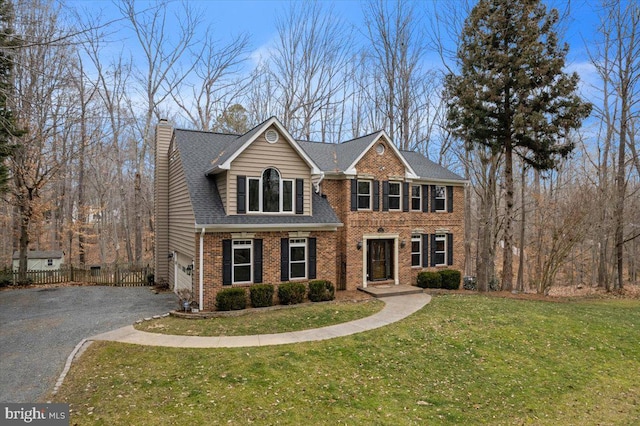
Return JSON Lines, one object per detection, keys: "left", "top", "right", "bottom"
{"left": 49, "top": 339, "right": 92, "bottom": 401}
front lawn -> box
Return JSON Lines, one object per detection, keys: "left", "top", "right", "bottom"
{"left": 56, "top": 295, "right": 640, "bottom": 425}
{"left": 135, "top": 299, "right": 384, "bottom": 336}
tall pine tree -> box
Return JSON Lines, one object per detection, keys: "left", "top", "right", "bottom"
{"left": 445, "top": 0, "right": 591, "bottom": 291}
{"left": 0, "top": 0, "right": 21, "bottom": 193}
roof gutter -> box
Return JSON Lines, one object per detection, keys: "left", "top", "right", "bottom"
{"left": 194, "top": 222, "right": 343, "bottom": 233}
{"left": 204, "top": 164, "right": 229, "bottom": 176}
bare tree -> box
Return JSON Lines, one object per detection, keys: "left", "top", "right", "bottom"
{"left": 588, "top": 0, "right": 639, "bottom": 290}
{"left": 172, "top": 30, "right": 251, "bottom": 131}
{"left": 363, "top": 0, "right": 426, "bottom": 150}
{"left": 269, "top": 0, "right": 352, "bottom": 140}
{"left": 118, "top": 0, "right": 202, "bottom": 264}
{"left": 9, "top": 0, "right": 78, "bottom": 280}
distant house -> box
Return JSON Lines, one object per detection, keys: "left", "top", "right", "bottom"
{"left": 154, "top": 117, "right": 466, "bottom": 311}
{"left": 12, "top": 250, "right": 64, "bottom": 271}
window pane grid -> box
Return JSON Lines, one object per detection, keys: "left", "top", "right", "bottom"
{"left": 411, "top": 235, "right": 421, "bottom": 267}
{"left": 232, "top": 240, "right": 252, "bottom": 283}
{"left": 435, "top": 234, "right": 446, "bottom": 266}
{"left": 290, "top": 238, "right": 307, "bottom": 279}
{"left": 411, "top": 186, "right": 421, "bottom": 210}
{"left": 435, "top": 186, "right": 446, "bottom": 211}
{"left": 247, "top": 170, "right": 296, "bottom": 213}
{"left": 357, "top": 180, "right": 371, "bottom": 210}
{"left": 389, "top": 182, "right": 401, "bottom": 210}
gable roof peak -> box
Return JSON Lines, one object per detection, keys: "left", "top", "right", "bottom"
{"left": 204, "top": 116, "right": 321, "bottom": 176}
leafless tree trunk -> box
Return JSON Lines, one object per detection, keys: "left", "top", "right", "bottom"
{"left": 363, "top": 0, "right": 425, "bottom": 150}
{"left": 269, "top": 0, "right": 351, "bottom": 140}
{"left": 10, "top": 0, "right": 77, "bottom": 281}
{"left": 475, "top": 148, "right": 501, "bottom": 291}
{"left": 118, "top": 0, "right": 202, "bottom": 265}
{"left": 589, "top": 0, "right": 639, "bottom": 290}
{"left": 172, "top": 30, "right": 251, "bottom": 131}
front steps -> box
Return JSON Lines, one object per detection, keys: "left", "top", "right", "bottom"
{"left": 357, "top": 284, "right": 424, "bottom": 298}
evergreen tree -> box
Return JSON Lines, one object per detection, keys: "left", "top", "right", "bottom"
{"left": 0, "top": 0, "right": 21, "bottom": 193}
{"left": 214, "top": 103, "right": 249, "bottom": 134}
{"left": 445, "top": 0, "right": 591, "bottom": 291}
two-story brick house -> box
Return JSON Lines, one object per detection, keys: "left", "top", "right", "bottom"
{"left": 155, "top": 117, "right": 466, "bottom": 311}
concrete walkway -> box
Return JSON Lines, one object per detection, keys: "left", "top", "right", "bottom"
{"left": 90, "top": 293, "right": 431, "bottom": 348}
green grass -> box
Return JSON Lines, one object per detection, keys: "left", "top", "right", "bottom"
{"left": 135, "top": 299, "right": 384, "bottom": 336}
{"left": 57, "top": 295, "right": 640, "bottom": 425}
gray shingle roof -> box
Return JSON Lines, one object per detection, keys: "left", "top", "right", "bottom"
{"left": 173, "top": 128, "right": 341, "bottom": 227}
{"left": 298, "top": 132, "right": 381, "bottom": 173}
{"left": 12, "top": 250, "right": 64, "bottom": 260}
{"left": 172, "top": 119, "right": 465, "bottom": 228}
{"left": 400, "top": 151, "right": 466, "bottom": 182}
{"left": 297, "top": 133, "right": 465, "bottom": 182}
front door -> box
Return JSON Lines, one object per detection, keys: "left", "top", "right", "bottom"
{"left": 368, "top": 239, "right": 393, "bottom": 281}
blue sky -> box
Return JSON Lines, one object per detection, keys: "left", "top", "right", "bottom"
{"left": 70, "top": 0, "right": 604, "bottom": 66}
{"left": 66, "top": 0, "right": 611, "bottom": 135}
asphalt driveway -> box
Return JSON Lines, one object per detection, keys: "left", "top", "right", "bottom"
{"left": 0, "top": 285, "right": 176, "bottom": 403}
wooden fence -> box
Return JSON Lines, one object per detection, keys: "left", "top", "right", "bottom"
{"left": 3, "top": 265, "right": 154, "bottom": 287}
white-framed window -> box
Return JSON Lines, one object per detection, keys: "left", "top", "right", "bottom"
{"left": 388, "top": 182, "right": 401, "bottom": 211}
{"left": 411, "top": 235, "right": 421, "bottom": 267}
{"left": 247, "top": 168, "right": 294, "bottom": 213}
{"left": 248, "top": 178, "right": 260, "bottom": 212}
{"left": 435, "top": 186, "right": 446, "bottom": 212}
{"left": 411, "top": 185, "right": 421, "bottom": 211}
{"left": 289, "top": 238, "right": 307, "bottom": 279}
{"left": 357, "top": 180, "right": 372, "bottom": 210}
{"left": 47, "top": 259, "right": 53, "bottom": 266}
{"left": 434, "top": 234, "right": 447, "bottom": 266}
{"left": 232, "top": 240, "right": 253, "bottom": 284}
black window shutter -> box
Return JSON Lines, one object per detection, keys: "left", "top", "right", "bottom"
{"left": 422, "top": 234, "right": 429, "bottom": 267}
{"left": 308, "top": 237, "right": 317, "bottom": 279}
{"left": 296, "top": 179, "right": 304, "bottom": 214}
{"left": 447, "top": 186, "right": 454, "bottom": 213}
{"left": 402, "top": 182, "right": 409, "bottom": 212}
{"left": 350, "top": 179, "right": 357, "bottom": 211}
{"left": 280, "top": 238, "right": 289, "bottom": 281}
{"left": 447, "top": 233, "right": 454, "bottom": 266}
{"left": 430, "top": 234, "right": 437, "bottom": 267}
{"left": 382, "top": 181, "right": 389, "bottom": 211}
{"left": 222, "top": 239, "right": 232, "bottom": 285}
{"left": 237, "top": 176, "right": 246, "bottom": 214}
{"left": 430, "top": 185, "right": 436, "bottom": 212}
{"left": 254, "top": 239, "right": 263, "bottom": 283}
{"left": 422, "top": 185, "right": 429, "bottom": 212}
{"left": 373, "top": 180, "right": 380, "bottom": 211}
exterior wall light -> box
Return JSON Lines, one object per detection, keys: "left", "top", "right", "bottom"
{"left": 357, "top": 241, "right": 362, "bottom": 250}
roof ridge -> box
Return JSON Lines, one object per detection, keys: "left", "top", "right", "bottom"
{"left": 174, "top": 128, "right": 241, "bottom": 137}
{"left": 339, "top": 130, "right": 382, "bottom": 144}
{"left": 234, "top": 116, "right": 277, "bottom": 140}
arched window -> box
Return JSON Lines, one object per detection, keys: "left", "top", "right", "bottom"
{"left": 245, "top": 167, "right": 295, "bottom": 213}
{"left": 262, "top": 168, "right": 280, "bottom": 212}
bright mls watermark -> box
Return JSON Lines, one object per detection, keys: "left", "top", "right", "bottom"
{"left": 0, "top": 404, "right": 68, "bottom": 425}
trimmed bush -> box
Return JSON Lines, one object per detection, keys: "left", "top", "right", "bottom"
{"left": 215, "top": 287, "right": 247, "bottom": 311}
{"left": 308, "top": 280, "right": 335, "bottom": 302}
{"left": 278, "top": 282, "right": 306, "bottom": 305}
{"left": 417, "top": 271, "right": 442, "bottom": 289}
{"left": 0, "top": 274, "right": 11, "bottom": 287}
{"left": 440, "top": 269, "right": 462, "bottom": 290}
{"left": 250, "top": 284, "right": 275, "bottom": 308}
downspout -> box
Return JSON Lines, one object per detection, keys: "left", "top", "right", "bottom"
{"left": 199, "top": 228, "right": 205, "bottom": 310}
{"left": 312, "top": 171, "right": 325, "bottom": 194}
